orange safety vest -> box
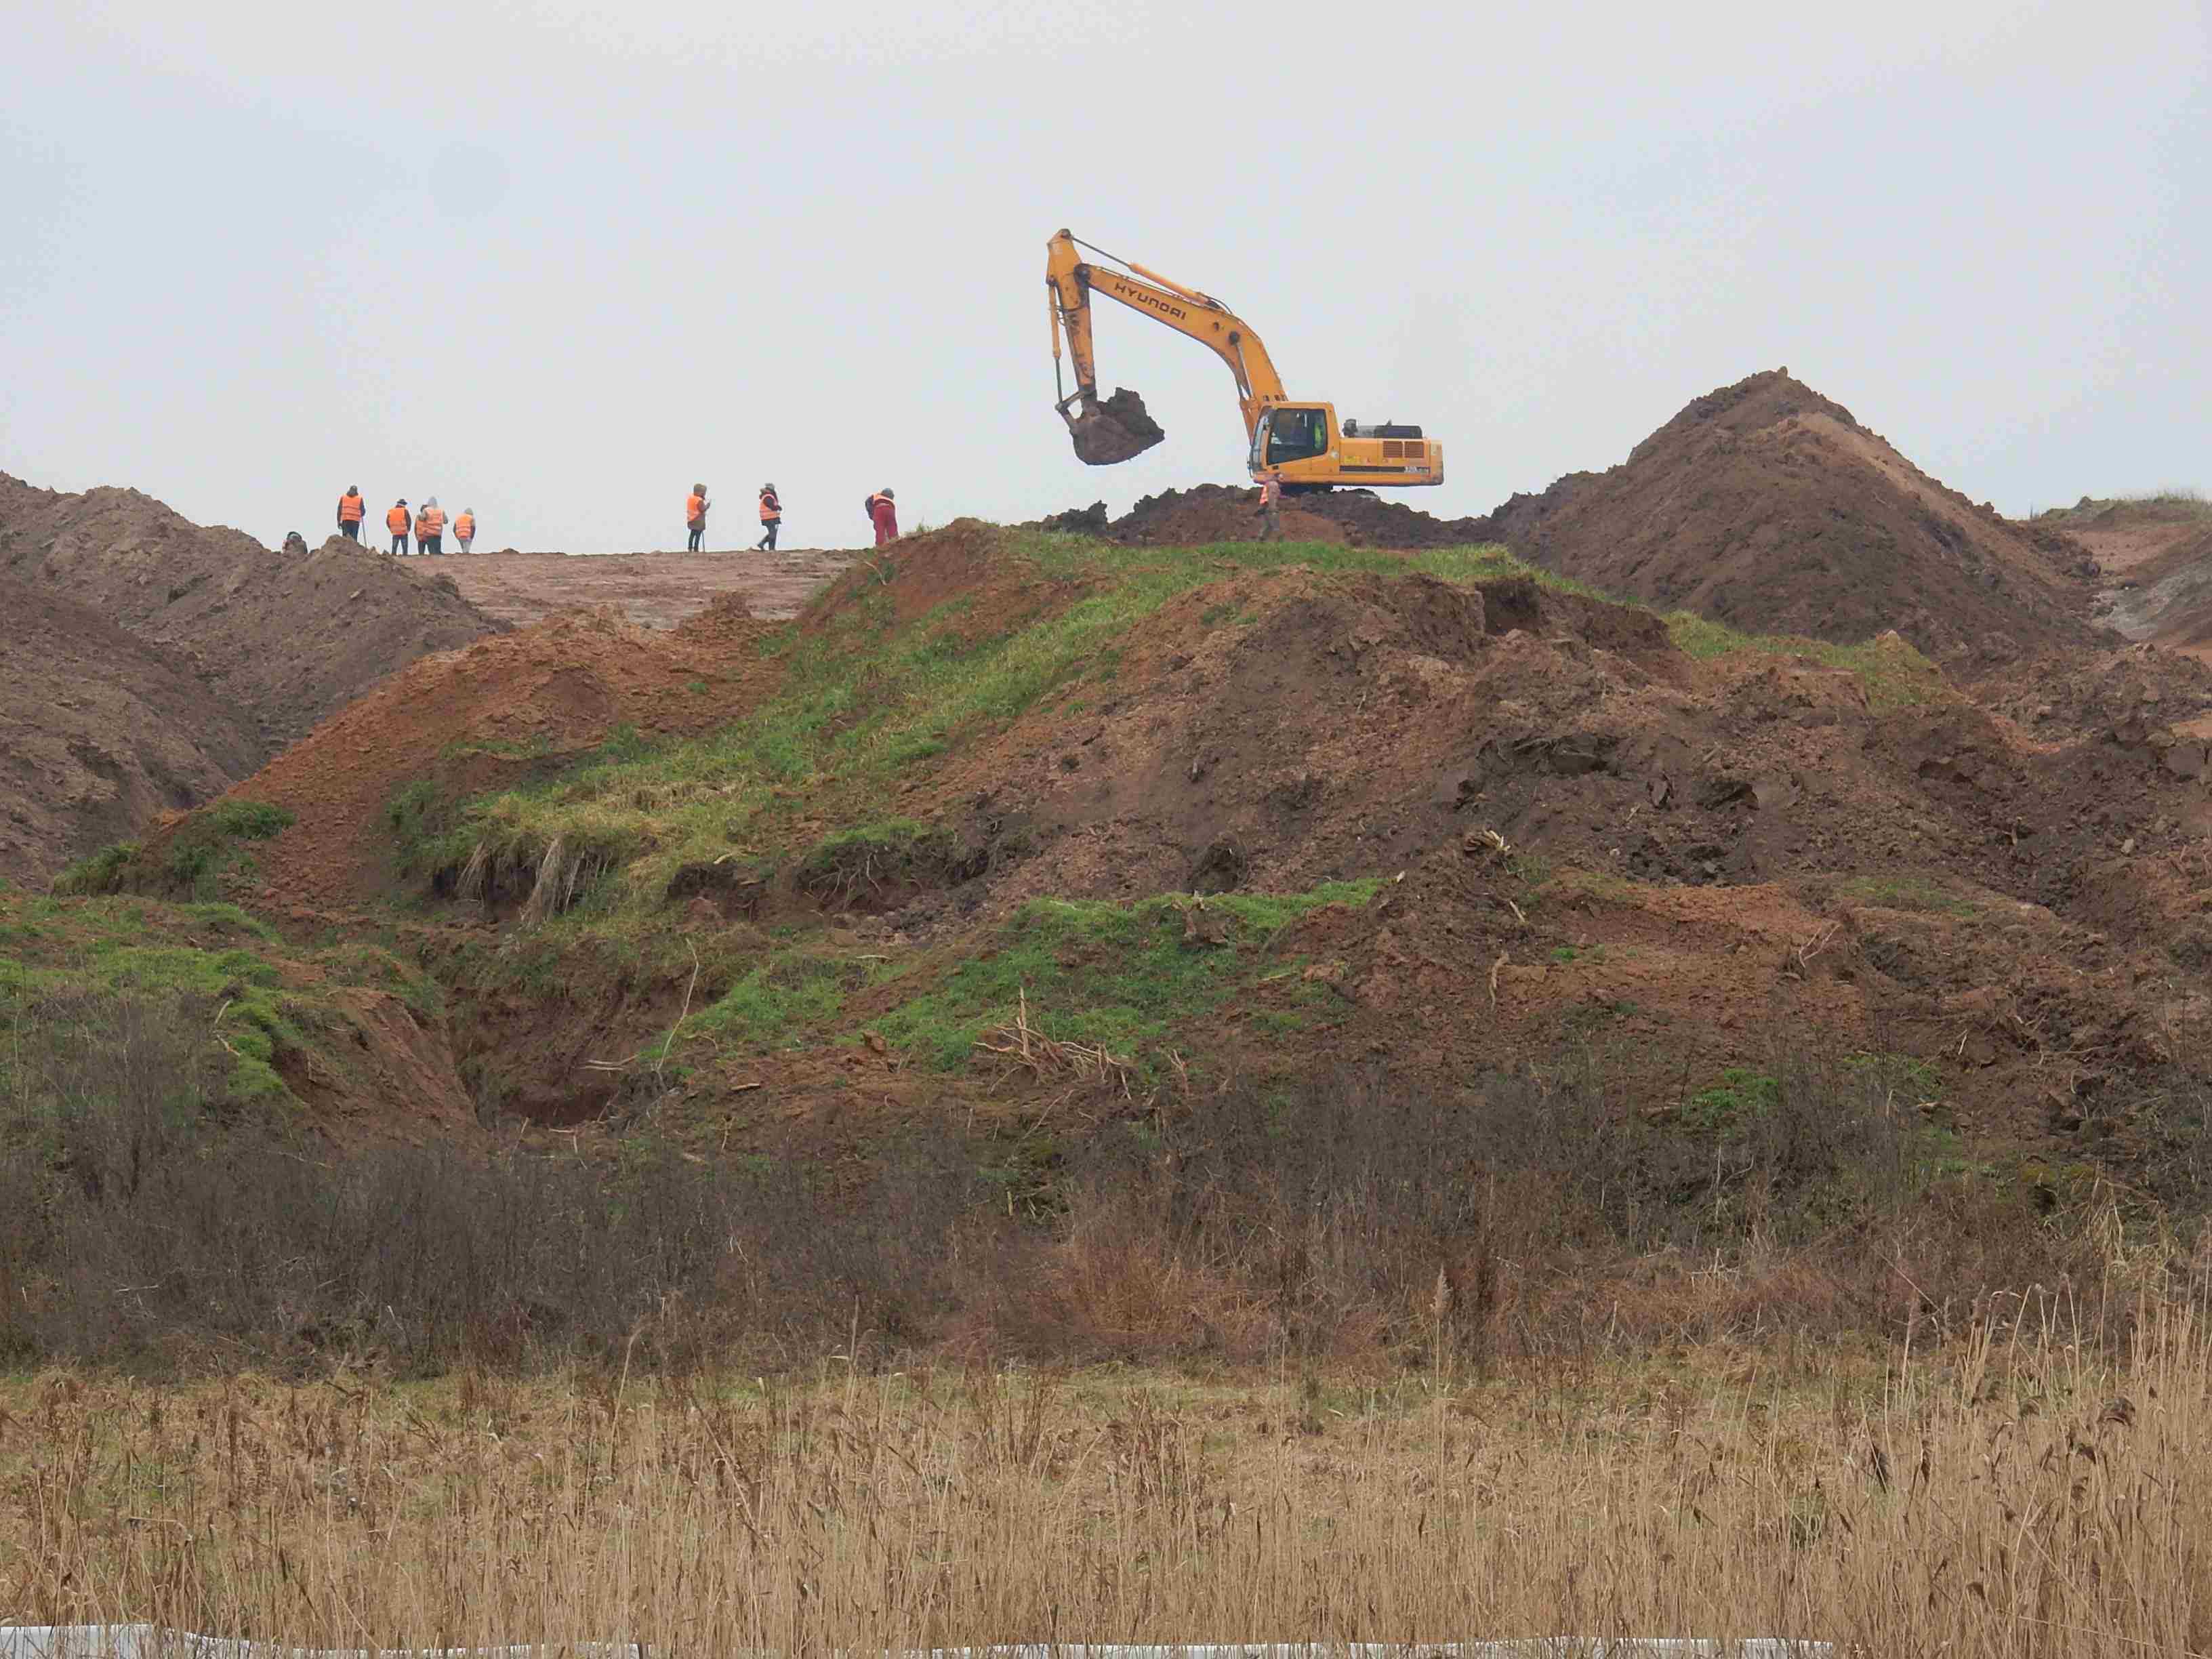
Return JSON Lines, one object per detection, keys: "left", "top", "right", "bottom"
{"left": 687, "top": 493, "right": 706, "bottom": 525}
{"left": 454, "top": 512, "right": 474, "bottom": 541}
{"left": 387, "top": 505, "right": 409, "bottom": 534}
{"left": 339, "top": 492, "right": 364, "bottom": 523}
{"left": 759, "top": 491, "right": 780, "bottom": 523}
{"left": 419, "top": 507, "right": 445, "bottom": 537}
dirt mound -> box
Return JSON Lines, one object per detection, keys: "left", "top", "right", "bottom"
{"left": 1480, "top": 369, "right": 2099, "bottom": 671}
{"left": 0, "top": 575, "right": 262, "bottom": 882}
{"left": 836, "top": 557, "right": 2212, "bottom": 1140}
{"left": 201, "top": 600, "right": 784, "bottom": 912}
{"left": 1087, "top": 483, "right": 1494, "bottom": 549}
{"left": 0, "top": 472, "right": 500, "bottom": 756}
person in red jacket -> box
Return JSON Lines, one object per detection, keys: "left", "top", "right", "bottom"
{"left": 865, "top": 487, "right": 898, "bottom": 547}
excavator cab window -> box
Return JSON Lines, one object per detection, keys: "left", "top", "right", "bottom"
{"left": 1265, "top": 406, "right": 1329, "bottom": 466}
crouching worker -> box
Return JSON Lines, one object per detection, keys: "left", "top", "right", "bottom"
{"left": 865, "top": 487, "right": 897, "bottom": 546}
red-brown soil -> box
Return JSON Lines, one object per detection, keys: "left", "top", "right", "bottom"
{"left": 740, "top": 530, "right": 2212, "bottom": 1156}
{"left": 0, "top": 474, "right": 500, "bottom": 757}
{"left": 1481, "top": 370, "right": 2100, "bottom": 672}
{"left": 439, "top": 547, "right": 855, "bottom": 632}
{"left": 115, "top": 520, "right": 2212, "bottom": 1173}
{"left": 0, "top": 575, "right": 260, "bottom": 882}
{"left": 212, "top": 597, "right": 786, "bottom": 914}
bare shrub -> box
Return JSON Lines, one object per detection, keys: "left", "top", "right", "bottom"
{"left": 965, "top": 1059, "right": 2090, "bottom": 1366}
{"left": 1, "top": 996, "right": 976, "bottom": 1371}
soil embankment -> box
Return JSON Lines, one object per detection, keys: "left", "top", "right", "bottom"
{"left": 0, "top": 576, "right": 261, "bottom": 882}
{"left": 0, "top": 474, "right": 500, "bottom": 755}
{"left": 0, "top": 472, "right": 506, "bottom": 879}
{"left": 1482, "top": 369, "right": 2098, "bottom": 672}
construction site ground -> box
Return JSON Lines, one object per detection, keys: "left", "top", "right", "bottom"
{"left": 17, "top": 368, "right": 2212, "bottom": 1305}
{"left": 430, "top": 546, "right": 855, "bottom": 632}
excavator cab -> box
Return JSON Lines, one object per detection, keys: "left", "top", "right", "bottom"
{"left": 1258, "top": 405, "right": 1332, "bottom": 467}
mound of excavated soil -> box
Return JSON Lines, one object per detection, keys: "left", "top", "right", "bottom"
{"left": 0, "top": 473, "right": 500, "bottom": 757}
{"left": 207, "top": 597, "right": 786, "bottom": 913}
{"left": 608, "top": 527, "right": 2207, "bottom": 1161}
{"left": 0, "top": 576, "right": 261, "bottom": 882}
{"left": 1057, "top": 483, "right": 1494, "bottom": 549}
{"left": 1482, "top": 370, "right": 2099, "bottom": 671}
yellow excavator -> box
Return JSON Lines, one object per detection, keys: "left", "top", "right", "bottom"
{"left": 1046, "top": 228, "right": 1444, "bottom": 490}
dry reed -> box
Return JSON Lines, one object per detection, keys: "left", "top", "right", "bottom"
{"left": 5, "top": 1294, "right": 2210, "bottom": 1655}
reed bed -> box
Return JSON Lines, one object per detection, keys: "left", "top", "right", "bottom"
{"left": 5, "top": 1294, "right": 2209, "bottom": 1656}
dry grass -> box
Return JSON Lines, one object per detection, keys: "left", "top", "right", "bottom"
{"left": 5, "top": 1296, "right": 2212, "bottom": 1655}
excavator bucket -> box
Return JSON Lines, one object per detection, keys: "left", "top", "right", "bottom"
{"left": 1063, "top": 387, "right": 1166, "bottom": 466}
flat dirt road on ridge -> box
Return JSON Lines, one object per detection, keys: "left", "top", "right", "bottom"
{"left": 438, "top": 547, "right": 855, "bottom": 631}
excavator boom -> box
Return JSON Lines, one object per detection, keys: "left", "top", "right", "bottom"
{"left": 1044, "top": 228, "right": 1443, "bottom": 487}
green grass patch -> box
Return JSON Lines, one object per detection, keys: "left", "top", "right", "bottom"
{"left": 868, "top": 880, "right": 1380, "bottom": 1076}
{"left": 52, "top": 800, "right": 297, "bottom": 902}
{"left": 1837, "top": 874, "right": 1981, "bottom": 917}
{"left": 0, "top": 891, "right": 434, "bottom": 1116}
{"left": 1665, "top": 613, "right": 1948, "bottom": 712}
{"left": 687, "top": 949, "right": 885, "bottom": 1055}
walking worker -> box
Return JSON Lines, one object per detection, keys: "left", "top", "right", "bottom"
{"left": 865, "top": 487, "right": 898, "bottom": 547}
{"left": 454, "top": 507, "right": 476, "bottom": 554}
{"left": 417, "top": 497, "right": 447, "bottom": 556}
{"left": 756, "top": 483, "right": 781, "bottom": 552}
{"left": 386, "top": 499, "right": 411, "bottom": 554}
{"left": 336, "top": 485, "right": 365, "bottom": 541}
{"left": 687, "top": 484, "right": 709, "bottom": 552}
{"left": 1255, "top": 470, "right": 1284, "bottom": 541}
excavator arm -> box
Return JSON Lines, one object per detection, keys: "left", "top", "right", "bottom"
{"left": 1048, "top": 229, "right": 1290, "bottom": 464}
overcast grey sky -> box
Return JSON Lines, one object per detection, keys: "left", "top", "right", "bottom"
{"left": 4, "top": 2, "right": 2206, "bottom": 554}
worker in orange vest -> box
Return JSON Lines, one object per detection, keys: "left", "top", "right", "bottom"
{"left": 756, "top": 484, "right": 781, "bottom": 552}
{"left": 336, "top": 486, "right": 365, "bottom": 541}
{"left": 686, "top": 485, "right": 709, "bottom": 552}
{"left": 386, "top": 499, "right": 411, "bottom": 555}
{"left": 417, "top": 498, "right": 447, "bottom": 556}
{"left": 865, "top": 487, "right": 898, "bottom": 547}
{"left": 1255, "top": 470, "right": 1284, "bottom": 541}
{"left": 454, "top": 508, "right": 476, "bottom": 554}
